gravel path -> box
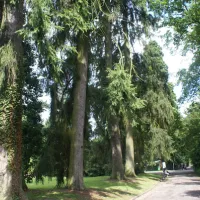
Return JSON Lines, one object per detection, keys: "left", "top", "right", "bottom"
{"left": 134, "top": 171, "right": 200, "bottom": 200}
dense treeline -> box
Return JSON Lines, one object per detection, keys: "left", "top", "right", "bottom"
{"left": 0, "top": 0, "right": 200, "bottom": 199}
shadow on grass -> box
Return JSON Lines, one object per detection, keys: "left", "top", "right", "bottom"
{"left": 27, "top": 174, "right": 160, "bottom": 200}
{"left": 27, "top": 188, "right": 119, "bottom": 200}
{"left": 84, "top": 176, "right": 142, "bottom": 191}
{"left": 27, "top": 181, "right": 141, "bottom": 200}
{"left": 27, "top": 189, "right": 78, "bottom": 200}
{"left": 137, "top": 173, "right": 161, "bottom": 181}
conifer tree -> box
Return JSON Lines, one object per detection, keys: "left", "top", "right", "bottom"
{"left": 24, "top": 0, "right": 100, "bottom": 190}
{"left": 103, "top": 0, "right": 125, "bottom": 180}
{"left": 133, "top": 41, "right": 175, "bottom": 170}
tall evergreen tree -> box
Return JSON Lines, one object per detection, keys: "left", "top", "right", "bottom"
{"left": 69, "top": 31, "right": 89, "bottom": 190}
{"left": 23, "top": 0, "right": 101, "bottom": 190}
{"left": 133, "top": 41, "right": 175, "bottom": 170}
{"left": 119, "top": 0, "right": 156, "bottom": 177}
{"left": 103, "top": 0, "right": 125, "bottom": 180}
{"left": 121, "top": 0, "right": 136, "bottom": 177}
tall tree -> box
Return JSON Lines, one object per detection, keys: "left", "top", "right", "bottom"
{"left": 0, "top": 0, "right": 27, "bottom": 199}
{"left": 88, "top": 0, "right": 155, "bottom": 179}
{"left": 23, "top": 0, "right": 97, "bottom": 190}
{"left": 103, "top": 0, "right": 125, "bottom": 180}
{"left": 121, "top": 0, "right": 136, "bottom": 177}
{"left": 69, "top": 31, "right": 89, "bottom": 190}
{"left": 182, "top": 102, "right": 200, "bottom": 169}
{"left": 120, "top": 0, "right": 156, "bottom": 177}
{"left": 106, "top": 60, "right": 144, "bottom": 179}
{"left": 133, "top": 41, "right": 175, "bottom": 170}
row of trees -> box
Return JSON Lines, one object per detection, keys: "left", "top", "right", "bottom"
{"left": 163, "top": 0, "right": 200, "bottom": 170}
{"left": 0, "top": 0, "right": 199, "bottom": 199}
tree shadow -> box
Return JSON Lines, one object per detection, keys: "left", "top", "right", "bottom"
{"left": 185, "top": 190, "right": 200, "bottom": 198}
{"left": 27, "top": 180, "right": 143, "bottom": 200}
{"left": 27, "top": 174, "right": 160, "bottom": 200}
{"left": 175, "top": 181, "right": 200, "bottom": 185}
{"left": 27, "top": 188, "right": 136, "bottom": 200}
{"left": 27, "top": 189, "right": 78, "bottom": 200}
{"left": 138, "top": 173, "right": 161, "bottom": 181}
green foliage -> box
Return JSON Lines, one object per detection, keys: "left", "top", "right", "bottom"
{"left": 152, "top": 0, "right": 200, "bottom": 103}
{"left": 182, "top": 103, "right": 200, "bottom": 169}
{"left": 84, "top": 137, "right": 111, "bottom": 177}
{"left": 0, "top": 86, "right": 18, "bottom": 146}
{"left": 56, "top": 0, "right": 94, "bottom": 33}
{"left": 34, "top": 121, "right": 70, "bottom": 187}
{"left": 20, "top": 0, "right": 100, "bottom": 84}
{"left": 0, "top": 42, "right": 20, "bottom": 152}
{"left": 178, "top": 62, "right": 200, "bottom": 102}
{"left": 22, "top": 43, "right": 44, "bottom": 184}
{"left": 0, "top": 42, "right": 17, "bottom": 92}
{"left": 133, "top": 41, "right": 176, "bottom": 164}
{"left": 147, "top": 127, "right": 174, "bottom": 161}
{"left": 12, "top": 0, "right": 191, "bottom": 190}
{"left": 20, "top": 0, "right": 99, "bottom": 188}
{"left": 106, "top": 58, "right": 144, "bottom": 120}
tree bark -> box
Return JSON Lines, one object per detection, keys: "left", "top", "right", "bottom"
{"left": 0, "top": 1, "right": 27, "bottom": 199}
{"left": 122, "top": 6, "right": 136, "bottom": 177}
{"left": 68, "top": 31, "right": 89, "bottom": 190}
{"left": 104, "top": 0, "right": 125, "bottom": 180}
{"left": 110, "top": 117, "right": 124, "bottom": 180}
{"left": 125, "top": 124, "right": 136, "bottom": 177}
{"left": 135, "top": 130, "right": 145, "bottom": 174}
{"left": 0, "top": 146, "right": 12, "bottom": 200}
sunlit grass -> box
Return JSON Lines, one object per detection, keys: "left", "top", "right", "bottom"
{"left": 27, "top": 173, "right": 161, "bottom": 200}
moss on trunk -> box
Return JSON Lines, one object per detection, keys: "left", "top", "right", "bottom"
{"left": 0, "top": 1, "right": 27, "bottom": 199}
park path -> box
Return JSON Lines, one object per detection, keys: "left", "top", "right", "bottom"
{"left": 134, "top": 170, "right": 200, "bottom": 200}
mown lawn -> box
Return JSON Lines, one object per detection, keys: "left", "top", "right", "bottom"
{"left": 27, "top": 173, "right": 161, "bottom": 200}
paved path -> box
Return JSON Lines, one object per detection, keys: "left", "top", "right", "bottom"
{"left": 135, "top": 170, "right": 200, "bottom": 200}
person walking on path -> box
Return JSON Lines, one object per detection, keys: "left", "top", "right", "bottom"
{"left": 162, "top": 160, "right": 166, "bottom": 173}
{"left": 160, "top": 160, "right": 169, "bottom": 181}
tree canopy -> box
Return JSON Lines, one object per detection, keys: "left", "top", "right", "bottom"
{"left": 0, "top": 0, "right": 200, "bottom": 199}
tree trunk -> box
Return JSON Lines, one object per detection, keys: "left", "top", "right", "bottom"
{"left": 104, "top": 0, "right": 125, "bottom": 180}
{"left": 0, "top": 146, "right": 12, "bottom": 200}
{"left": 68, "top": 31, "right": 89, "bottom": 190}
{"left": 135, "top": 130, "right": 145, "bottom": 174}
{"left": 125, "top": 124, "right": 136, "bottom": 177}
{"left": 0, "top": 1, "right": 27, "bottom": 199}
{"left": 110, "top": 117, "right": 124, "bottom": 180}
{"left": 122, "top": 7, "right": 136, "bottom": 177}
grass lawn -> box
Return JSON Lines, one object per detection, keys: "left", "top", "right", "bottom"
{"left": 27, "top": 173, "right": 161, "bottom": 200}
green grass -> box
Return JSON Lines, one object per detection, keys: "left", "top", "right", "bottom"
{"left": 27, "top": 173, "right": 161, "bottom": 200}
